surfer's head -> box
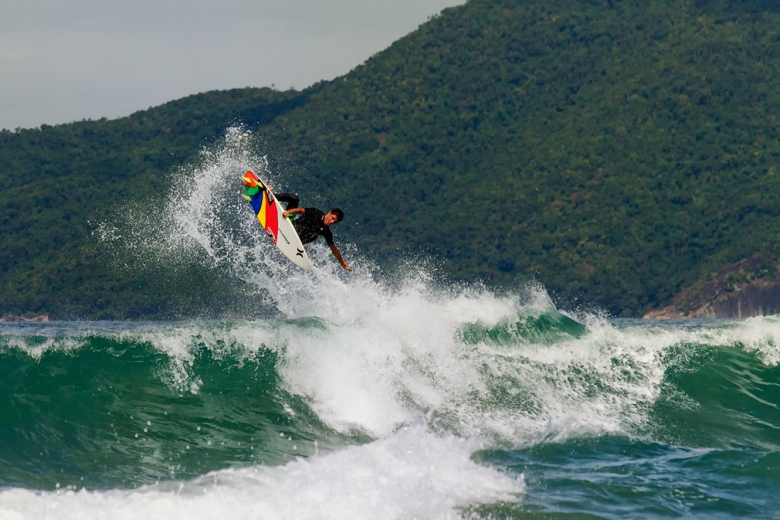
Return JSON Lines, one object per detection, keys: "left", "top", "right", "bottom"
{"left": 324, "top": 208, "right": 343, "bottom": 226}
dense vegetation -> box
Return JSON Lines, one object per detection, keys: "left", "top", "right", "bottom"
{"left": 260, "top": 0, "right": 780, "bottom": 315}
{"left": 0, "top": 88, "right": 309, "bottom": 318}
{"left": 3, "top": 0, "right": 780, "bottom": 318}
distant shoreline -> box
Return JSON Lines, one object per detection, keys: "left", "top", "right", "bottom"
{"left": 0, "top": 314, "right": 49, "bottom": 322}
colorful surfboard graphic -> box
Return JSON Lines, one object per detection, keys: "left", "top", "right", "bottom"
{"left": 242, "top": 170, "right": 279, "bottom": 243}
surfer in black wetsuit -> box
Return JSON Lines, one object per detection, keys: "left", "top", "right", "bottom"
{"left": 275, "top": 193, "right": 352, "bottom": 271}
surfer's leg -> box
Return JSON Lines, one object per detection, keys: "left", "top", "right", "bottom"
{"left": 275, "top": 193, "right": 299, "bottom": 210}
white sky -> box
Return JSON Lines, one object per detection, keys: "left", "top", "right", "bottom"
{"left": 0, "top": 0, "right": 464, "bottom": 130}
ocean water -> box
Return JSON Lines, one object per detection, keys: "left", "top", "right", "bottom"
{"left": 2, "top": 130, "right": 779, "bottom": 518}
{"left": 2, "top": 311, "right": 780, "bottom": 519}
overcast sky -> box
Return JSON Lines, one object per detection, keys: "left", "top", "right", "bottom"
{"left": 0, "top": 0, "right": 464, "bottom": 130}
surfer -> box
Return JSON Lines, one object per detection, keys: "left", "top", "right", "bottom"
{"left": 276, "top": 193, "right": 352, "bottom": 271}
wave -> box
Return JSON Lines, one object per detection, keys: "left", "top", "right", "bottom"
{"left": 0, "top": 424, "right": 523, "bottom": 520}
{"left": 2, "top": 308, "right": 780, "bottom": 492}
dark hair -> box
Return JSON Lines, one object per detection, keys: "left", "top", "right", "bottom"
{"left": 330, "top": 208, "right": 344, "bottom": 222}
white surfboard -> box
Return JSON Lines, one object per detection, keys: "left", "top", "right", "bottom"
{"left": 242, "top": 171, "right": 314, "bottom": 272}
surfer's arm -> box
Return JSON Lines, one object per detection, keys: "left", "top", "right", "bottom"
{"left": 283, "top": 208, "right": 305, "bottom": 218}
{"left": 330, "top": 244, "right": 352, "bottom": 271}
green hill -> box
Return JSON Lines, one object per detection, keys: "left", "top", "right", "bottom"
{"left": 3, "top": 0, "right": 780, "bottom": 318}
{"left": 0, "top": 88, "right": 309, "bottom": 318}
{"left": 257, "top": 0, "right": 780, "bottom": 315}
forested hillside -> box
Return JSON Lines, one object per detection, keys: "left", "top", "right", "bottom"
{"left": 0, "top": 88, "right": 310, "bottom": 318}
{"left": 3, "top": 0, "right": 780, "bottom": 318}
{"left": 258, "top": 0, "right": 780, "bottom": 315}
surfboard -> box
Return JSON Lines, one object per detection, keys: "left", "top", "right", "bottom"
{"left": 242, "top": 171, "right": 314, "bottom": 272}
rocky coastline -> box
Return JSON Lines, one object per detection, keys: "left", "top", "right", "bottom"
{"left": 644, "top": 255, "right": 780, "bottom": 319}
{"left": 0, "top": 314, "right": 50, "bottom": 322}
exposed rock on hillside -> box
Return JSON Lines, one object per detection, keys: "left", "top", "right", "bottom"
{"left": 0, "top": 314, "right": 50, "bottom": 322}
{"left": 644, "top": 256, "right": 780, "bottom": 319}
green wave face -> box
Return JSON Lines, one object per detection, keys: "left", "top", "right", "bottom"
{"left": 650, "top": 341, "right": 780, "bottom": 450}
{"left": 0, "top": 326, "right": 352, "bottom": 490}
{"left": 457, "top": 310, "right": 588, "bottom": 346}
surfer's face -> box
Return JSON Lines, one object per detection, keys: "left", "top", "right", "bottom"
{"left": 323, "top": 212, "right": 339, "bottom": 226}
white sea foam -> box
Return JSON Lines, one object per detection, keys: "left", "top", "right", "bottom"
{"left": 80, "top": 298, "right": 779, "bottom": 448}
{"left": 0, "top": 424, "right": 523, "bottom": 520}
{"left": 0, "top": 335, "right": 86, "bottom": 360}
{"left": 6, "top": 311, "right": 779, "bottom": 446}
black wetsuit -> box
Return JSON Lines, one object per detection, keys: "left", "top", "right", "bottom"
{"left": 275, "top": 194, "right": 334, "bottom": 246}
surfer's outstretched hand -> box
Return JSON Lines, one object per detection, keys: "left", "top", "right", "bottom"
{"left": 329, "top": 244, "right": 352, "bottom": 272}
